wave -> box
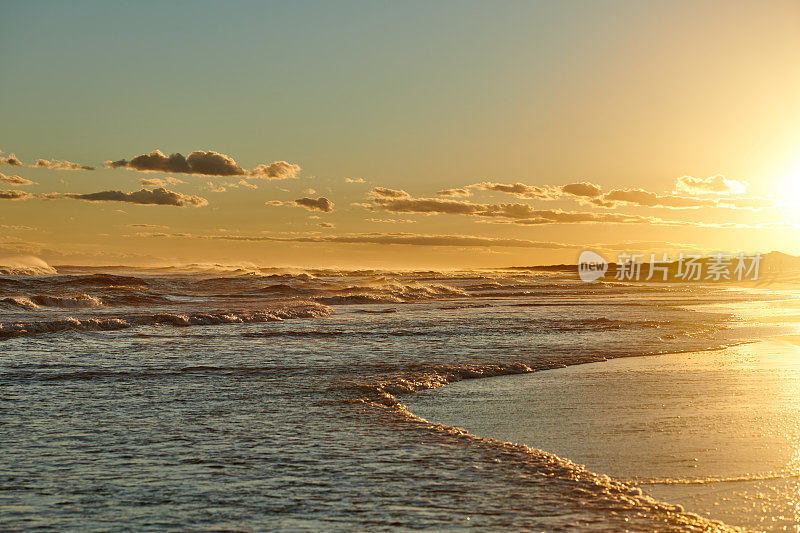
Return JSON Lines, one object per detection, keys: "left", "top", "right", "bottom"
{"left": 249, "top": 283, "right": 314, "bottom": 297}
{"left": 0, "top": 256, "right": 56, "bottom": 276}
{"left": 66, "top": 274, "right": 149, "bottom": 288}
{"left": 315, "top": 294, "right": 407, "bottom": 305}
{"left": 0, "top": 296, "right": 40, "bottom": 310}
{"left": 102, "top": 291, "right": 173, "bottom": 307}
{"left": 0, "top": 302, "right": 332, "bottom": 339}
{"left": 347, "top": 362, "right": 726, "bottom": 530}
{"left": 539, "top": 317, "right": 671, "bottom": 332}
{"left": 30, "top": 293, "right": 104, "bottom": 308}
{"left": 438, "top": 303, "right": 494, "bottom": 310}
{"left": 634, "top": 470, "right": 800, "bottom": 485}
{"left": 315, "top": 282, "right": 467, "bottom": 305}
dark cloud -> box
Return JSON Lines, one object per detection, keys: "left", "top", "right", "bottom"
{"left": 0, "top": 172, "right": 35, "bottom": 186}
{"left": 294, "top": 197, "right": 334, "bottom": 212}
{"left": 35, "top": 158, "right": 94, "bottom": 171}
{"left": 317, "top": 222, "right": 335, "bottom": 228}
{"left": 371, "top": 187, "right": 410, "bottom": 198}
{"left": 65, "top": 187, "right": 208, "bottom": 207}
{"left": 0, "top": 189, "right": 32, "bottom": 200}
{"left": 106, "top": 149, "right": 301, "bottom": 179}
{"left": 107, "top": 150, "right": 242, "bottom": 176}
{"left": 674, "top": 175, "right": 746, "bottom": 195}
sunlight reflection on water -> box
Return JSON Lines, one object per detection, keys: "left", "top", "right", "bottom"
{"left": 407, "top": 297, "right": 800, "bottom": 531}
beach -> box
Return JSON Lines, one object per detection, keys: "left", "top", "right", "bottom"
{"left": 2, "top": 266, "right": 794, "bottom": 530}
{"left": 407, "top": 338, "right": 800, "bottom": 531}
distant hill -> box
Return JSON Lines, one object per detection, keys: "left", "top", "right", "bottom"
{"left": 504, "top": 251, "right": 800, "bottom": 283}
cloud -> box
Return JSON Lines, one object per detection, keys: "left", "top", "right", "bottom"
{"left": 295, "top": 196, "right": 334, "bottom": 212}
{"left": 591, "top": 189, "right": 718, "bottom": 209}
{"left": 205, "top": 181, "right": 228, "bottom": 193}
{"left": 249, "top": 161, "right": 301, "bottom": 179}
{"left": 0, "top": 189, "right": 32, "bottom": 200}
{"left": 0, "top": 172, "right": 35, "bottom": 186}
{"left": 0, "top": 152, "right": 23, "bottom": 167}
{"left": 559, "top": 182, "right": 602, "bottom": 198}
{"left": 674, "top": 175, "right": 747, "bottom": 195}
{"left": 141, "top": 230, "right": 579, "bottom": 249}
{"left": 451, "top": 177, "right": 762, "bottom": 211}
{"left": 65, "top": 187, "right": 208, "bottom": 207}
{"left": 586, "top": 188, "right": 774, "bottom": 210}
{"left": 373, "top": 196, "right": 478, "bottom": 215}
{"left": 715, "top": 197, "right": 777, "bottom": 210}
{"left": 369, "top": 193, "right": 686, "bottom": 225}
{"left": 1, "top": 150, "right": 93, "bottom": 170}
{"left": 266, "top": 197, "right": 335, "bottom": 212}
{"left": 318, "top": 222, "right": 335, "bottom": 228}
{"left": 107, "top": 149, "right": 300, "bottom": 179}
{"left": 107, "top": 149, "right": 242, "bottom": 176}
{"left": 139, "top": 177, "right": 186, "bottom": 187}
{"left": 371, "top": 187, "right": 410, "bottom": 198}
{"left": 204, "top": 179, "right": 259, "bottom": 192}
{"left": 345, "top": 177, "right": 366, "bottom": 183}
{"left": 35, "top": 158, "right": 94, "bottom": 171}
{"left": 436, "top": 188, "right": 472, "bottom": 197}
{"left": 470, "top": 181, "right": 552, "bottom": 199}
{"left": 127, "top": 223, "right": 169, "bottom": 229}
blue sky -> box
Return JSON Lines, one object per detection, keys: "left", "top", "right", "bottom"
{"left": 1, "top": 1, "right": 799, "bottom": 267}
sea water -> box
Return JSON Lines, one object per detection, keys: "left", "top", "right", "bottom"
{"left": 1, "top": 265, "right": 791, "bottom": 530}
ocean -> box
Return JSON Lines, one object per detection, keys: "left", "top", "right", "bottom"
{"left": 1, "top": 263, "right": 796, "bottom": 531}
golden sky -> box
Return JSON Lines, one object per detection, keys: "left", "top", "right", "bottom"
{"left": 1, "top": 1, "right": 799, "bottom": 268}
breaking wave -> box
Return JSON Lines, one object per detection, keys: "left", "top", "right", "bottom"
{"left": 315, "top": 282, "right": 467, "bottom": 305}
{"left": 30, "top": 293, "right": 104, "bottom": 308}
{"left": 65, "top": 274, "right": 149, "bottom": 288}
{"left": 0, "top": 296, "right": 40, "bottom": 310}
{"left": 347, "top": 361, "right": 727, "bottom": 530}
{"left": 0, "top": 256, "right": 56, "bottom": 276}
{"left": 0, "top": 302, "right": 332, "bottom": 339}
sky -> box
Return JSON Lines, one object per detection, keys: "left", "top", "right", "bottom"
{"left": 1, "top": 0, "right": 799, "bottom": 269}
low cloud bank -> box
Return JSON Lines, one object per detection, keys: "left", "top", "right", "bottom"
{"left": 66, "top": 187, "right": 208, "bottom": 207}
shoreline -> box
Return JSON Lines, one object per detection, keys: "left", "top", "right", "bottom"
{"left": 401, "top": 338, "right": 800, "bottom": 531}
{"left": 353, "top": 346, "right": 751, "bottom": 530}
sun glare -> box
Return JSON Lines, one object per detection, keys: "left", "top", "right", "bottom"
{"left": 778, "top": 161, "right": 800, "bottom": 209}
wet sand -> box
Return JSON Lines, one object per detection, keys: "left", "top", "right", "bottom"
{"left": 406, "top": 338, "right": 800, "bottom": 531}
